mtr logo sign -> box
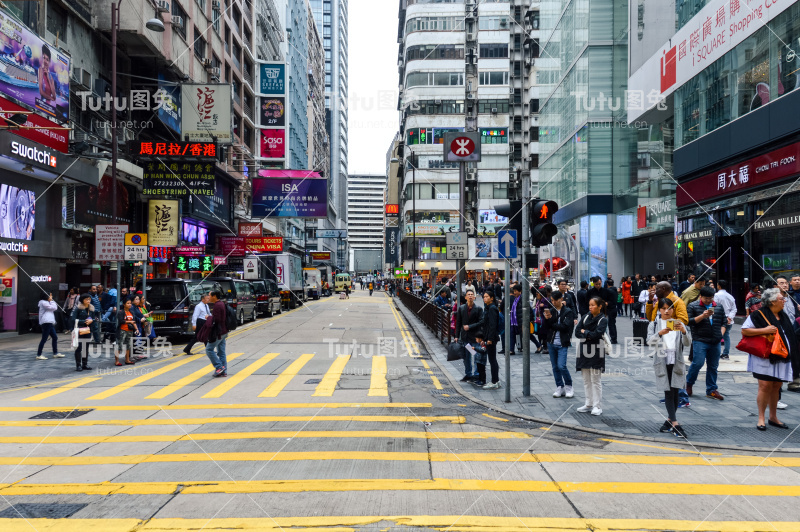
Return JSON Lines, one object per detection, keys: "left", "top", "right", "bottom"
{"left": 11, "top": 141, "right": 56, "bottom": 167}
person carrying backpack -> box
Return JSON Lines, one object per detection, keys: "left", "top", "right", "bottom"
{"left": 199, "top": 290, "right": 230, "bottom": 377}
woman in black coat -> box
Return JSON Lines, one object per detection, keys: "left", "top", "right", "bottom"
{"left": 574, "top": 296, "right": 608, "bottom": 416}
{"left": 478, "top": 291, "right": 501, "bottom": 389}
{"left": 70, "top": 294, "right": 94, "bottom": 372}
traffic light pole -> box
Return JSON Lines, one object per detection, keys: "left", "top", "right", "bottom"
{"left": 521, "top": 174, "right": 531, "bottom": 397}
{"left": 457, "top": 161, "right": 465, "bottom": 304}
{"left": 504, "top": 258, "right": 511, "bottom": 403}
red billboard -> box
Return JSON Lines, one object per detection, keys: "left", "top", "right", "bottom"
{"left": 260, "top": 129, "right": 285, "bottom": 159}
{"left": 220, "top": 236, "right": 283, "bottom": 256}
{"left": 0, "top": 96, "right": 68, "bottom": 153}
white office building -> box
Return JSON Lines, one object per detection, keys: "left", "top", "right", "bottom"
{"left": 348, "top": 174, "right": 387, "bottom": 271}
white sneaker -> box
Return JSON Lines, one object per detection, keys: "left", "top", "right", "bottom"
{"left": 36, "top": 355, "right": 47, "bottom": 360}
{"left": 564, "top": 385, "right": 574, "bottom": 398}
{"left": 777, "top": 401, "right": 788, "bottom": 410}
{"left": 553, "top": 386, "right": 564, "bottom": 398}
{"left": 591, "top": 407, "right": 602, "bottom": 416}
{"left": 483, "top": 382, "right": 500, "bottom": 390}
{"left": 53, "top": 353, "right": 65, "bottom": 358}
{"left": 576, "top": 405, "right": 592, "bottom": 413}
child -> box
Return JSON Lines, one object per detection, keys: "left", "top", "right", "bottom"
{"left": 470, "top": 332, "right": 488, "bottom": 387}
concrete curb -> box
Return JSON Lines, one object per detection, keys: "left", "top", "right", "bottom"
{"left": 392, "top": 299, "right": 800, "bottom": 455}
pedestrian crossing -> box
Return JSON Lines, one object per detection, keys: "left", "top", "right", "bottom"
{"left": 15, "top": 352, "right": 399, "bottom": 402}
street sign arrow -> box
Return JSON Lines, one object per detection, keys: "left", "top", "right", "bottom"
{"left": 496, "top": 229, "right": 518, "bottom": 259}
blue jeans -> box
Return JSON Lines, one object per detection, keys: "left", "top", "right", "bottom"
{"left": 722, "top": 324, "right": 730, "bottom": 356}
{"left": 548, "top": 344, "right": 572, "bottom": 388}
{"left": 686, "top": 340, "right": 721, "bottom": 395}
{"left": 37, "top": 323, "right": 58, "bottom": 357}
{"left": 205, "top": 333, "right": 228, "bottom": 371}
{"left": 462, "top": 342, "right": 478, "bottom": 377}
{"left": 102, "top": 308, "right": 114, "bottom": 322}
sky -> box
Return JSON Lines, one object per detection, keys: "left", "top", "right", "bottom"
{"left": 346, "top": 0, "right": 400, "bottom": 176}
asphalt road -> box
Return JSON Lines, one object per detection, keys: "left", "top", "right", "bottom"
{"left": 1, "top": 290, "right": 800, "bottom": 531}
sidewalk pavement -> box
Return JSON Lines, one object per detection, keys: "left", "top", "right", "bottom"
{"left": 395, "top": 301, "right": 800, "bottom": 451}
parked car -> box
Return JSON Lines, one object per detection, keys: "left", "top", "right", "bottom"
{"left": 206, "top": 277, "right": 258, "bottom": 325}
{"left": 252, "top": 279, "right": 282, "bottom": 317}
{"left": 140, "top": 279, "right": 221, "bottom": 338}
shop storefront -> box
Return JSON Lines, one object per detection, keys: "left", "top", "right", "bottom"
{"left": 0, "top": 130, "right": 101, "bottom": 332}
{"left": 616, "top": 192, "right": 676, "bottom": 277}
{"left": 676, "top": 138, "right": 800, "bottom": 308}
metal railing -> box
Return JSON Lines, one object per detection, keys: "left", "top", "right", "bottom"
{"left": 396, "top": 290, "right": 452, "bottom": 345}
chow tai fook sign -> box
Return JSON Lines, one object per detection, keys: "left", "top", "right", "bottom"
{"left": 251, "top": 170, "right": 328, "bottom": 218}
{"left": 220, "top": 236, "right": 284, "bottom": 256}
{"left": 180, "top": 83, "right": 232, "bottom": 144}
{"left": 0, "top": 10, "right": 71, "bottom": 123}
{"left": 676, "top": 141, "right": 800, "bottom": 208}
{"left": 628, "top": 0, "right": 794, "bottom": 122}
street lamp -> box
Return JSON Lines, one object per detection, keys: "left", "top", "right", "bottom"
{"left": 111, "top": 1, "right": 163, "bottom": 294}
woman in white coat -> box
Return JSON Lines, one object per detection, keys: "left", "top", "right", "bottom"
{"left": 647, "top": 298, "right": 692, "bottom": 438}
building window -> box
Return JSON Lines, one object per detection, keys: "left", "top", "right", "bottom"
{"left": 405, "top": 100, "right": 465, "bottom": 116}
{"left": 406, "top": 72, "right": 464, "bottom": 88}
{"left": 477, "top": 99, "right": 510, "bottom": 113}
{"left": 172, "top": 1, "right": 188, "bottom": 39}
{"left": 406, "top": 127, "right": 464, "bottom": 145}
{"left": 478, "top": 16, "right": 509, "bottom": 30}
{"left": 406, "top": 44, "right": 464, "bottom": 61}
{"left": 479, "top": 183, "right": 509, "bottom": 199}
{"left": 405, "top": 16, "right": 462, "bottom": 34}
{"left": 479, "top": 71, "right": 509, "bottom": 86}
{"left": 194, "top": 27, "right": 207, "bottom": 59}
{"left": 479, "top": 44, "right": 508, "bottom": 58}
{"left": 46, "top": 2, "right": 68, "bottom": 43}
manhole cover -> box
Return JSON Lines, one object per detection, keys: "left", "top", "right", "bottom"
{"left": 29, "top": 409, "right": 94, "bottom": 420}
{"left": 0, "top": 503, "right": 87, "bottom": 519}
{"left": 602, "top": 418, "right": 637, "bottom": 429}
{"left": 304, "top": 379, "right": 321, "bottom": 384}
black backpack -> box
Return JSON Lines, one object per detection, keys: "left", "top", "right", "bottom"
{"left": 225, "top": 303, "right": 238, "bottom": 331}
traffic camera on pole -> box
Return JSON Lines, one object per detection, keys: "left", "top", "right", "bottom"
{"left": 530, "top": 200, "right": 559, "bottom": 246}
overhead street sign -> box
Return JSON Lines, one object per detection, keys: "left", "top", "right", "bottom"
{"left": 446, "top": 231, "right": 468, "bottom": 260}
{"left": 497, "top": 230, "right": 518, "bottom": 259}
{"left": 444, "top": 131, "right": 481, "bottom": 162}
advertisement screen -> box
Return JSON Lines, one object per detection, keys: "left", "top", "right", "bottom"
{"left": 260, "top": 97, "right": 285, "bottom": 127}
{"left": 0, "top": 184, "right": 34, "bottom": 240}
{"left": 0, "top": 10, "right": 70, "bottom": 122}
{"left": 478, "top": 209, "right": 508, "bottom": 224}
{"left": 260, "top": 129, "right": 285, "bottom": 159}
{"left": 251, "top": 174, "right": 328, "bottom": 218}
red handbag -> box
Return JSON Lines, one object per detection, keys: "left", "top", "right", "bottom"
{"left": 736, "top": 310, "right": 775, "bottom": 359}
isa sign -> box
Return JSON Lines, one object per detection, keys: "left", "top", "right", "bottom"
{"left": 251, "top": 176, "right": 328, "bottom": 218}
{"left": 259, "top": 63, "right": 286, "bottom": 95}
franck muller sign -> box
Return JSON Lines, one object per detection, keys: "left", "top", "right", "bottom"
{"left": 753, "top": 214, "right": 800, "bottom": 232}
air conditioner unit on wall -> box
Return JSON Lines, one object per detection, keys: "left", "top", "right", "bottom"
{"left": 491, "top": 107, "right": 498, "bottom": 114}
{"left": 212, "top": 0, "right": 220, "bottom": 9}
{"left": 202, "top": 58, "right": 213, "bottom": 69}
{"left": 156, "top": 0, "right": 170, "bottom": 13}
{"left": 172, "top": 16, "right": 184, "bottom": 30}
{"left": 210, "top": 67, "right": 221, "bottom": 77}
{"left": 72, "top": 66, "right": 91, "bottom": 90}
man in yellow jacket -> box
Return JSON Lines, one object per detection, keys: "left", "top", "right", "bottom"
{"left": 645, "top": 281, "right": 689, "bottom": 325}
{"left": 679, "top": 278, "right": 706, "bottom": 307}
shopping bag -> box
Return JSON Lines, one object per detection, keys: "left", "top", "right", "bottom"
{"left": 71, "top": 319, "right": 79, "bottom": 348}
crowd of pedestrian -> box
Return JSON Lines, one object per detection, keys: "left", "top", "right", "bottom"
{"left": 445, "top": 271, "right": 800, "bottom": 438}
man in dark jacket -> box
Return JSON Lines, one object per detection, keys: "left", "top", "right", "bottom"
{"left": 455, "top": 288, "right": 484, "bottom": 382}
{"left": 679, "top": 274, "right": 696, "bottom": 296}
{"left": 202, "top": 290, "right": 230, "bottom": 377}
{"left": 556, "top": 279, "right": 578, "bottom": 324}
{"left": 576, "top": 280, "right": 590, "bottom": 318}
{"left": 686, "top": 286, "right": 727, "bottom": 400}
{"left": 588, "top": 276, "right": 618, "bottom": 343}
{"left": 630, "top": 274, "right": 646, "bottom": 315}
{"left": 543, "top": 290, "right": 576, "bottom": 398}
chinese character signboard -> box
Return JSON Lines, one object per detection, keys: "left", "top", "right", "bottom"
{"left": 252, "top": 170, "right": 328, "bottom": 218}
{"left": 676, "top": 141, "right": 800, "bottom": 208}
{"left": 148, "top": 246, "right": 173, "bottom": 263}
{"left": 220, "top": 236, "right": 284, "bottom": 256}
{"left": 0, "top": 10, "right": 71, "bottom": 123}
{"left": 142, "top": 161, "right": 215, "bottom": 196}
{"left": 259, "top": 129, "right": 285, "bottom": 159}
{"left": 258, "top": 63, "right": 286, "bottom": 95}
{"left": 628, "top": 0, "right": 794, "bottom": 122}
{"left": 180, "top": 83, "right": 232, "bottom": 144}
{"left": 95, "top": 224, "right": 128, "bottom": 261}
{"left": 129, "top": 141, "right": 217, "bottom": 160}
{"left": 238, "top": 222, "right": 262, "bottom": 236}
{"left": 260, "top": 98, "right": 285, "bottom": 127}
{"left": 177, "top": 255, "right": 214, "bottom": 272}
{"left": 147, "top": 200, "right": 179, "bottom": 247}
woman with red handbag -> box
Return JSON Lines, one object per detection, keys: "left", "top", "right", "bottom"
{"left": 740, "top": 288, "right": 796, "bottom": 431}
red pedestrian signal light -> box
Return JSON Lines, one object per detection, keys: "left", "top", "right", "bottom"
{"left": 530, "top": 200, "right": 559, "bottom": 247}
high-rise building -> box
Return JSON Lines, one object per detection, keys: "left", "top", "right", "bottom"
{"left": 395, "top": 0, "right": 534, "bottom": 279}
{"left": 348, "top": 174, "right": 388, "bottom": 272}
{"left": 309, "top": 0, "right": 349, "bottom": 270}
{"left": 538, "top": 0, "right": 636, "bottom": 281}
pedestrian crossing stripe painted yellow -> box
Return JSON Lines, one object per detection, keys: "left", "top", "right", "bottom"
{"left": 313, "top": 355, "right": 350, "bottom": 396}
{"left": 145, "top": 353, "right": 246, "bottom": 399}
{"left": 368, "top": 356, "right": 388, "bottom": 396}
{"left": 0, "top": 430, "right": 532, "bottom": 445}
{"left": 4, "top": 478, "right": 800, "bottom": 496}
{"left": 0, "top": 415, "right": 465, "bottom": 427}
{"left": 21, "top": 377, "right": 101, "bottom": 402}
{"left": 84, "top": 355, "right": 204, "bottom": 400}
{"left": 201, "top": 352, "right": 279, "bottom": 398}
{"left": 259, "top": 353, "right": 315, "bottom": 397}
{"left": 3, "top": 517, "right": 800, "bottom": 532}
{"left": 0, "top": 403, "right": 431, "bottom": 412}
{"left": 5, "top": 451, "right": 800, "bottom": 467}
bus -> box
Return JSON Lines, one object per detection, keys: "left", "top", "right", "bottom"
{"left": 334, "top": 272, "right": 352, "bottom": 293}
